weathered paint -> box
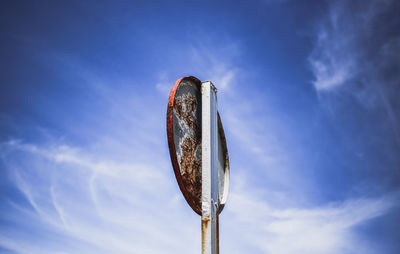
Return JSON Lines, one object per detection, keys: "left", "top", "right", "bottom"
{"left": 167, "top": 76, "right": 203, "bottom": 215}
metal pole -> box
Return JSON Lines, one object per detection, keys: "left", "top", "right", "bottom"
{"left": 201, "top": 81, "right": 219, "bottom": 254}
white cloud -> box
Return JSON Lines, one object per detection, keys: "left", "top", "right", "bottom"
{"left": 1, "top": 139, "right": 199, "bottom": 254}
{"left": 309, "top": 0, "right": 399, "bottom": 93}
{"left": 308, "top": 0, "right": 400, "bottom": 147}
{"left": 1, "top": 123, "right": 397, "bottom": 254}
{"left": 309, "top": 6, "right": 357, "bottom": 91}
{"left": 224, "top": 184, "right": 398, "bottom": 254}
{"left": 310, "top": 56, "right": 353, "bottom": 91}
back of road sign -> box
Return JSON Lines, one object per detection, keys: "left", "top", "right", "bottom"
{"left": 166, "top": 76, "right": 229, "bottom": 215}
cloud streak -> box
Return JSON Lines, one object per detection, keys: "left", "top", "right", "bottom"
{"left": 309, "top": 0, "right": 400, "bottom": 150}
{"left": 225, "top": 186, "right": 398, "bottom": 254}
{"left": 1, "top": 138, "right": 398, "bottom": 254}
{"left": 1, "top": 139, "right": 199, "bottom": 254}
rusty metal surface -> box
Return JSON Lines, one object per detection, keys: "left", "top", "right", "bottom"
{"left": 201, "top": 216, "right": 210, "bottom": 251}
{"left": 167, "top": 76, "right": 203, "bottom": 215}
{"left": 167, "top": 76, "right": 230, "bottom": 216}
{"left": 202, "top": 214, "right": 219, "bottom": 253}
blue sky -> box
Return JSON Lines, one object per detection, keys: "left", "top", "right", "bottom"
{"left": 0, "top": 0, "right": 399, "bottom": 253}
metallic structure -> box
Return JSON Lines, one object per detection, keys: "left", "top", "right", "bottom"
{"left": 201, "top": 81, "right": 219, "bottom": 254}
{"left": 167, "top": 76, "right": 230, "bottom": 254}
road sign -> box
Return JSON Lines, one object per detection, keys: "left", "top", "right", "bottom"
{"left": 167, "top": 76, "right": 229, "bottom": 214}
{"left": 166, "top": 76, "right": 230, "bottom": 254}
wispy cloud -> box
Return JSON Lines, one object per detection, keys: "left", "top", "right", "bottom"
{"left": 309, "top": 0, "right": 399, "bottom": 92}
{"left": 225, "top": 180, "right": 399, "bottom": 254}
{"left": 1, "top": 139, "right": 199, "bottom": 254}
{"left": 1, "top": 139, "right": 398, "bottom": 254}
{"left": 308, "top": 0, "right": 400, "bottom": 146}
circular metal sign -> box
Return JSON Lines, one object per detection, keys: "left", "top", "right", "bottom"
{"left": 167, "top": 76, "right": 230, "bottom": 215}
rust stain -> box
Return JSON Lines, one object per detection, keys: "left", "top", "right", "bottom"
{"left": 201, "top": 216, "right": 211, "bottom": 252}
{"left": 174, "top": 95, "right": 200, "bottom": 137}
{"left": 174, "top": 94, "right": 202, "bottom": 212}
{"left": 201, "top": 215, "right": 220, "bottom": 253}
{"left": 180, "top": 137, "right": 202, "bottom": 209}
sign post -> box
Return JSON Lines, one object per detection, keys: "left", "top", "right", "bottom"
{"left": 201, "top": 81, "right": 219, "bottom": 254}
{"left": 167, "top": 76, "right": 229, "bottom": 254}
